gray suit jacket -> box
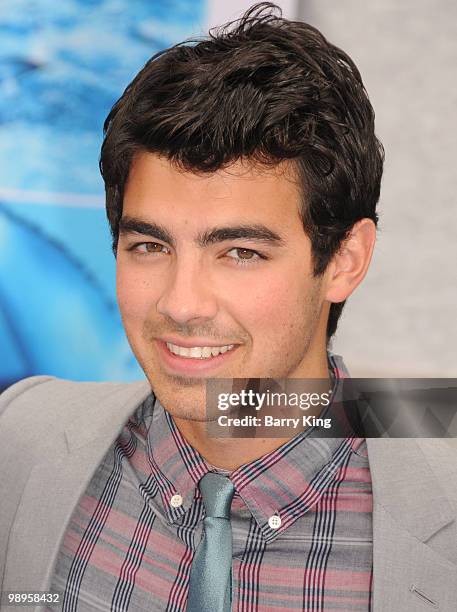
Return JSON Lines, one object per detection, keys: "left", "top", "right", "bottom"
{"left": 1, "top": 376, "right": 457, "bottom": 611}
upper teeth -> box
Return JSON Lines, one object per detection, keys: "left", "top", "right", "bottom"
{"left": 166, "top": 342, "right": 235, "bottom": 359}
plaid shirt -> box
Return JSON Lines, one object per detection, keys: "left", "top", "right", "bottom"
{"left": 50, "top": 354, "right": 373, "bottom": 611}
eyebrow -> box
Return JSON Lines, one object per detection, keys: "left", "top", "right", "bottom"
{"left": 119, "top": 217, "right": 176, "bottom": 248}
{"left": 118, "top": 216, "right": 285, "bottom": 248}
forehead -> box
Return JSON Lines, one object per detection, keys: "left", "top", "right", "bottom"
{"left": 123, "top": 152, "right": 304, "bottom": 231}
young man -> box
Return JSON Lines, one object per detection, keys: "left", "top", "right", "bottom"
{"left": 1, "top": 3, "right": 456, "bottom": 611}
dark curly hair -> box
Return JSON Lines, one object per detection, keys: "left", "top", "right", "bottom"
{"left": 100, "top": 2, "right": 384, "bottom": 341}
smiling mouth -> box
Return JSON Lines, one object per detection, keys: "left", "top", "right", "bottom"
{"left": 165, "top": 341, "right": 236, "bottom": 359}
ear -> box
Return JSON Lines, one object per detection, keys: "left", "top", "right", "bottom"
{"left": 324, "top": 218, "right": 377, "bottom": 303}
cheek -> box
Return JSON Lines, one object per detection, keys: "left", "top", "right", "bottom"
{"left": 232, "top": 272, "right": 301, "bottom": 329}
{"left": 233, "top": 270, "right": 320, "bottom": 347}
{"left": 116, "top": 264, "right": 156, "bottom": 322}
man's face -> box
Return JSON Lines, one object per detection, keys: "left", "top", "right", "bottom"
{"left": 116, "top": 152, "right": 331, "bottom": 421}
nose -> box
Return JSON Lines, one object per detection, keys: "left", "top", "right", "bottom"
{"left": 156, "top": 255, "right": 218, "bottom": 325}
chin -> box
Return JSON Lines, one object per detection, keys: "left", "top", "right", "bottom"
{"left": 149, "top": 377, "right": 208, "bottom": 420}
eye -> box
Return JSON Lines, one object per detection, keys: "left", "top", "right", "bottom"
{"left": 128, "top": 242, "right": 170, "bottom": 255}
{"left": 225, "top": 247, "right": 264, "bottom": 266}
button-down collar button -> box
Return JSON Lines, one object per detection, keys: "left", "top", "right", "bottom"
{"left": 268, "top": 514, "right": 282, "bottom": 529}
{"left": 170, "top": 494, "right": 183, "bottom": 508}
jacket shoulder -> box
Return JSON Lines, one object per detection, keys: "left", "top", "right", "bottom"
{"left": 0, "top": 375, "right": 56, "bottom": 417}
{"left": 0, "top": 375, "right": 145, "bottom": 416}
{"left": 0, "top": 376, "right": 150, "bottom": 455}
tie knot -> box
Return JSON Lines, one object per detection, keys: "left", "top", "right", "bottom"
{"left": 199, "top": 473, "right": 235, "bottom": 519}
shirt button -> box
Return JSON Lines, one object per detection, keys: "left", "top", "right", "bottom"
{"left": 170, "top": 494, "right": 183, "bottom": 508}
{"left": 268, "top": 514, "right": 282, "bottom": 529}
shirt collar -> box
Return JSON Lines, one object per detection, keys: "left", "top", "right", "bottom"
{"left": 141, "top": 351, "right": 361, "bottom": 537}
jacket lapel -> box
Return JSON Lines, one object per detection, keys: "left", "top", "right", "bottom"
{"left": 3, "top": 380, "right": 151, "bottom": 594}
{"left": 367, "top": 438, "right": 457, "bottom": 611}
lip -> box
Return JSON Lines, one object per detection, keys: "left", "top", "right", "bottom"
{"left": 156, "top": 339, "right": 240, "bottom": 376}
